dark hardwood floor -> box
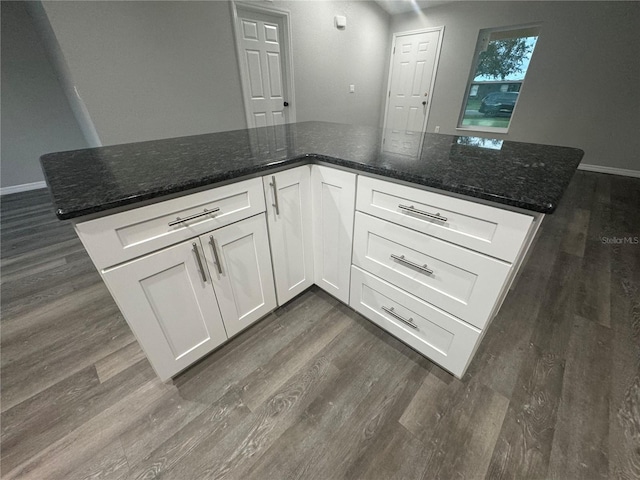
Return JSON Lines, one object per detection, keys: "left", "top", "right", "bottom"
{"left": 1, "top": 171, "right": 639, "bottom": 479}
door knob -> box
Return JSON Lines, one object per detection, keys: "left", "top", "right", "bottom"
{"left": 284, "top": 101, "right": 289, "bottom": 107}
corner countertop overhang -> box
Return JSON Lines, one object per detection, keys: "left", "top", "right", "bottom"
{"left": 40, "top": 121, "right": 584, "bottom": 220}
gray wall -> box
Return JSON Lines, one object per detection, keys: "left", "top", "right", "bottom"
{"left": 40, "top": 0, "right": 247, "bottom": 146}
{"left": 278, "top": 0, "right": 390, "bottom": 126}
{"left": 10, "top": 0, "right": 631, "bottom": 184}
{"left": 0, "top": 1, "right": 87, "bottom": 189}
{"left": 391, "top": 1, "right": 640, "bottom": 171}
{"left": 39, "top": 0, "right": 390, "bottom": 147}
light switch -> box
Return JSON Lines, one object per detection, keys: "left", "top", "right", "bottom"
{"left": 349, "top": 84, "right": 355, "bottom": 93}
{"left": 335, "top": 15, "right": 346, "bottom": 29}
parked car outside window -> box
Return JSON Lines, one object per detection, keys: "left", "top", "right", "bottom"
{"left": 479, "top": 92, "right": 519, "bottom": 117}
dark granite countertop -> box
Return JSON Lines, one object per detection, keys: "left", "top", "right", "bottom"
{"left": 40, "top": 121, "right": 584, "bottom": 220}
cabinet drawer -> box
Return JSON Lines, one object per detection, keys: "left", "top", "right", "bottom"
{"left": 350, "top": 266, "right": 480, "bottom": 377}
{"left": 356, "top": 176, "right": 532, "bottom": 262}
{"left": 352, "top": 212, "right": 510, "bottom": 329}
{"left": 75, "top": 178, "right": 265, "bottom": 269}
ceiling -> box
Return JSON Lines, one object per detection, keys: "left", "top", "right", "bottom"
{"left": 375, "top": 0, "right": 461, "bottom": 15}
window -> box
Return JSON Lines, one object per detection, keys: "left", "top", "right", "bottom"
{"left": 458, "top": 25, "right": 540, "bottom": 132}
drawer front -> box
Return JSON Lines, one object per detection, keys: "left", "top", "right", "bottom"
{"left": 76, "top": 178, "right": 266, "bottom": 269}
{"left": 350, "top": 266, "right": 480, "bottom": 377}
{"left": 352, "top": 212, "right": 510, "bottom": 329}
{"left": 356, "top": 176, "right": 532, "bottom": 262}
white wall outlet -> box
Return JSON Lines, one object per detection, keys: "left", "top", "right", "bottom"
{"left": 349, "top": 84, "right": 355, "bottom": 93}
{"left": 434, "top": 126, "right": 440, "bottom": 133}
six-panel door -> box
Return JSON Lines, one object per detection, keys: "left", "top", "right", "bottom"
{"left": 263, "top": 166, "right": 314, "bottom": 305}
{"left": 235, "top": 6, "right": 290, "bottom": 128}
{"left": 200, "top": 214, "right": 277, "bottom": 337}
{"left": 102, "top": 239, "right": 228, "bottom": 381}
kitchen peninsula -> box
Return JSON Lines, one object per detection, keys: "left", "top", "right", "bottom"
{"left": 40, "top": 121, "right": 584, "bottom": 380}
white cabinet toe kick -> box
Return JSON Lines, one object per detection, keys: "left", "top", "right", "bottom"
{"left": 74, "top": 164, "right": 541, "bottom": 380}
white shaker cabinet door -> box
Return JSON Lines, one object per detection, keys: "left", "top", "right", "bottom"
{"left": 311, "top": 165, "right": 356, "bottom": 303}
{"left": 102, "top": 240, "right": 228, "bottom": 381}
{"left": 201, "top": 214, "right": 277, "bottom": 338}
{"left": 263, "top": 166, "right": 314, "bottom": 305}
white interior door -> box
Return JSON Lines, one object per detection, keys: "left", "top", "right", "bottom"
{"left": 383, "top": 28, "right": 443, "bottom": 155}
{"left": 234, "top": 5, "right": 293, "bottom": 128}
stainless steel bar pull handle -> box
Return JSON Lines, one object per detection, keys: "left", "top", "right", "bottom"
{"left": 168, "top": 207, "right": 220, "bottom": 227}
{"left": 390, "top": 254, "right": 434, "bottom": 275}
{"left": 209, "top": 235, "right": 223, "bottom": 274}
{"left": 270, "top": 176, "right": 280, "bottom": 215}
{"left": 381, "top": 306, "right": 418, "bottom": 329}
{"left": 398, "top": 204, "right": 447, "bottom": 222}
{"left": 193, "top": 242, "right": 207, "bottom": 282}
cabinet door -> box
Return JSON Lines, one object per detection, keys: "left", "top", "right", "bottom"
{"left": 263, "top": 166, "right": 314, "bottom": 305}
{"left": 102, "top": 240, "right": 227, "bottom": 381}
{"left": 201, "top": 214, "right": 277, "bottom": 337}
{"left": 310, "top": 165, "right": 356, "bottom": 303}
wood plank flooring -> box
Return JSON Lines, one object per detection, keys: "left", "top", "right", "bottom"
{"left": 1, "top": 171, "right": 639, "bottom": 479}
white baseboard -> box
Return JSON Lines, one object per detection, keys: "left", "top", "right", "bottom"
{"left": 578, "top": 164, "right": 640, "bottom": 178}
{"left": 0, "top": 181, "right": 47, "bottom": 196}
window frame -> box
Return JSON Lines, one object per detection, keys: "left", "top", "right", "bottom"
{"left": 456, "top": 23, "right": 541, "bottom": 134}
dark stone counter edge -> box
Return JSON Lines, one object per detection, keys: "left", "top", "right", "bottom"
{"left": 52, "top": 152, "right": 568, "bottom": 220}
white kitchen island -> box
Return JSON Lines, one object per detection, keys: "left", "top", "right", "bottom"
{"left": 40, "top": 122, "right": 583, "bottom": 381}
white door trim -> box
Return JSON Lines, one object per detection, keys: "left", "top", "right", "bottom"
{"left": 381, "top": 26, "right": 444, "bottom": 135}
{"left": 230, "top": 1, "right": 296, "bottom": 127}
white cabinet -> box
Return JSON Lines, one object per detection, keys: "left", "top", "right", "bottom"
{"left": 263, "top": 167, "right": 314, "bottom": 305}
{"left": 349, "top": 175, "right": 536, "bottom": 376}
{"left": 310, "top": 165, "right": 356, "bottom": 303}
{"left": 75, "top": 178, "right": 265, "bottom": 270}
{"left": 201, "top": 214, "right": 277, "bottom": 338}
{"left": 352, "top": 212, "right": 510, "bottom": 329}
{"left": 350, "top": 266, "right": 481, "bottom": 377}
{"left": 356, "top": 176, "right": 533, "bottom": 262}
{"left": 102, "top": 240, "right": 228, "bottom": 381}
{"left": 103, "top": 213, "right": 277, "bottom": 380}
{"left": 78, "top": 163, "right": 536, "bottom": 381}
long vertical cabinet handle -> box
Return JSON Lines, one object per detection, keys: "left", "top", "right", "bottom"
{"left": 192, "top": 242, "right": 207, "bottom": 282}
{"left": 270, "top": 175, "right": 280, "bottom": 215}
{"left": 209, "top": 236, "right": 223, "bottom": 274}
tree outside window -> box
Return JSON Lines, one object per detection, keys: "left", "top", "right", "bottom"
{"left": 459, "top": 25, "right": 540, "bottom": 132}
